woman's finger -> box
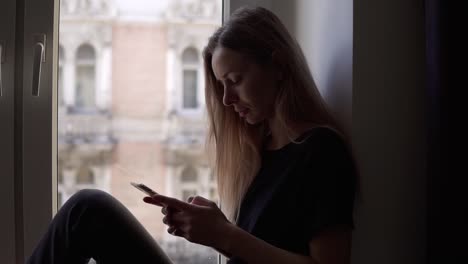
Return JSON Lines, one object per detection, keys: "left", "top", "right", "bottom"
{"left": 172, "top": 228, "right": 185, "bottom": 238}
{"left": 187, "top": 196, "right": 194, "bottom": 203}
{"left": 150, "top": 194, "right": 193, "bottom": 211}
{"left": 143, "top": 196, "right": 164, "bottom": 207}
{"left": 167, "top": 226, "right": 184, "bottom": 238}
{"left": 163, "top": 216, "right": 177, "bottom": 226}
{"left": 162, "top": 212, "right": 185, "bottom": 226}
{"left": 191, "top": 195, "right": 216, "bottom": 207}
{"left": 167, "top": 226, "right": 176, "bottom": 234}
{"left": 169, "top": 211, "right": 186, "bottom": 224}
{"left": 162, "top": 206, "right": 180, "bottom": 216}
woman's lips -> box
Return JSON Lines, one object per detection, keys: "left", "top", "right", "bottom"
{"left": 239, "top": 109, "right": 249, "bottom": 117}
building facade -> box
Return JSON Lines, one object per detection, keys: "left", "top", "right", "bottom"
{"left": 57, "top": 0, "right": 221, "bottom": 262}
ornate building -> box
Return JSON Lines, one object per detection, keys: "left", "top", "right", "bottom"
{"left": 163, "top": 0, "right": 221, "bottom": 211}
{"left": 57, "top": 0, "right": 116, "bottom": 206}
{"left": 57, "top": 0, "right": 221, "bottom": 263}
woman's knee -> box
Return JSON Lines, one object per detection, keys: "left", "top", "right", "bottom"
{"left": 68, "top": 189, "right": 119, "bottom": 210}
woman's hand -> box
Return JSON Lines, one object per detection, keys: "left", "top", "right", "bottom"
{"left": 143, "top": 194, "right": 232, "bottom": 249}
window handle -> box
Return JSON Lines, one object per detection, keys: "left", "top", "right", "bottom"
{"left": 0, "top": 40, "right": 5, "bottom": 97}
{"left": 32, "top": 34, "right": 46, "bottom": 97}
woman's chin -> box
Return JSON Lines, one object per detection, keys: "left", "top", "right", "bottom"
{"left": 244, "top": 116, "right": 261, "bottom": 125}
{"left": 240, "top": 111, "right": 263, "bottom": 125}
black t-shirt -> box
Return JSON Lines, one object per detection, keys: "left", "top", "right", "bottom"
{"left": 227, "top": 127, "right": 357, "bottom": 264}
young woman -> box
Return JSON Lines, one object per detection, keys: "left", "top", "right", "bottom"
{"left": 28, "top": 6, "right": 357, "bottom": 264}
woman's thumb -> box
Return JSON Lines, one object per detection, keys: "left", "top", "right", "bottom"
{"left": 189, "top": 195, "right": 213, "bottom": 206}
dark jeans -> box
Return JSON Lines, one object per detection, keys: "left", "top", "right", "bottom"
{"left": 27, "top": 189, "right": 174, "bottom": 264}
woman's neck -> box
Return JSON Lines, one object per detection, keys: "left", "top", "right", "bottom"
{"left": 266, "top": 117, "right": 313, "bottom": 150}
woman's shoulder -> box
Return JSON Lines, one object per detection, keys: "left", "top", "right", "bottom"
{"left": 297, "top": 126, "right": 354, "bottom": 173}
{"left": 300, "top": 125, "right": 348, "bottom": 150}
{"left": 297, "top": 126, "right": 357, "bottom": 189}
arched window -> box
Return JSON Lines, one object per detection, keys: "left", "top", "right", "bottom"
{"left": 76, "top": 44, "right": 96, "bottom": 108}
{"left": 58, "top": 45, "right": 65, "bottom": 106}
{"left": 76, "top": 166, "right": 94, "bottom": 184}
{"left": 182, "top": 47, "right": 199, "bottom": 109}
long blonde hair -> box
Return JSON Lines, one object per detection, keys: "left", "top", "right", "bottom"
{"left": 203, "top": 7, "right": 342, "bottom": 221}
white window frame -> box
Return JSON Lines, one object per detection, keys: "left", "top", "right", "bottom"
{"left": 58, "top": 45, "right": 65, "bottom": 106}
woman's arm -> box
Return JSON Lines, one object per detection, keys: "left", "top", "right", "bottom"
{"left": 219, "top": 223, "right": 351, "bottom": 264}
{"left": 213, "top": 246, "right": 233, "bottom": 258}
{"left": 144, "top": 194, "right": 351, "bottom": 264}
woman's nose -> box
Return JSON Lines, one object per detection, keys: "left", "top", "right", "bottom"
{"left": 222, "top": 87, "right": 239, "bottom": 106}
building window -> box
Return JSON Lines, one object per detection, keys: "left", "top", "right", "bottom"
{"left": 182, "top": 47, "right": 199, "bottom": 109}
{"left": 76, "top": 44, "right": 96, "bottom": 109}
{"left": 180, "top": 165, "right": 198, "bottom": 201}
{"left": 76, "top": 166, "right": 94, "bottom": 184}
{"left": 181, "top": 165, "right": 197, "bottom": 182}
{"left": 58, "top": 45, "right": 65, "bottom": 106}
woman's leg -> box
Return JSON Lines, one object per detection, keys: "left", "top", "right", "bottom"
{"left": 27, "top": 189, "right": 173, "bottom": 264}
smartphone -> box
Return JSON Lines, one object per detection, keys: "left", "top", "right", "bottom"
{"left": 130, "top": 182, "right": 158, "bottom": 196}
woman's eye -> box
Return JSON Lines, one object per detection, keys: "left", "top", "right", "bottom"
{"left": 217, "top": 77, "right": 240, "bottom": 90}
{"left": 228, "top": 78, "right": 240, "bottom": 85}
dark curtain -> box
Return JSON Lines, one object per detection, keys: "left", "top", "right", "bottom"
{"left": 426, "top": 1, "right": 465, "bottom": 263}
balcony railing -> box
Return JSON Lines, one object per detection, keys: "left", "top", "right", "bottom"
{"left": 58, "top": 107, "right": 116, "bottom": 145}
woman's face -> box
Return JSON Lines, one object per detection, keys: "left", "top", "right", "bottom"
{"left": 211, "top": 47, "right": 280, "bottom": 125}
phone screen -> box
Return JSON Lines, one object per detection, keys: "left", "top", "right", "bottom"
{"left": 130, "top": 182, "right": 158, "bottom": 196}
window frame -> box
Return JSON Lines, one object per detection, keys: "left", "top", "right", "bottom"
{"left": 0, "top": 0, "right": 17, "bottom": 262}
